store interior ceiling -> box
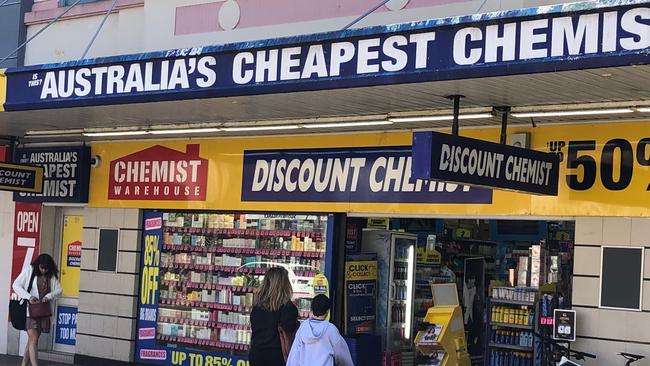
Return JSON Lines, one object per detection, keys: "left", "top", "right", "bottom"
{"left": 2, "top": 64, "right": 649, "bottom": 142}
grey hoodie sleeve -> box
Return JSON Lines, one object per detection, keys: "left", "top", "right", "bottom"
{"left": 330, "top": 328, "right": 354, "bottom": 366}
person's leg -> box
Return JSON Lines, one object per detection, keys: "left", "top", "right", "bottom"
{"left": 20, "top": 331, "right": 30, "bottom": 366}
{"left": 26, "top": 328, "right": 39, "bottom": 366}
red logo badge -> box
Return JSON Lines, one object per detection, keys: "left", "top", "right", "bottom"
{"left": 109, "top": 144, "right": 208, "bottom": 201}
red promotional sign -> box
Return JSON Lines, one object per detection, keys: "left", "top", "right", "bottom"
{"left": 108, "top": 144, "right": 208, "bottom": 201}
{"left": 10, "top": 202, "right": 41, "bottom": 299}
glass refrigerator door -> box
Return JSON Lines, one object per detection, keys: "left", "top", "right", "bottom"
{"left": 388, "top": 234, "right": 417, "bottom": 349}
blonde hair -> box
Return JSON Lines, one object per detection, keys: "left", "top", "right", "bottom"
{"left": 254, "top": 267, "right": 293, "bottom": 312}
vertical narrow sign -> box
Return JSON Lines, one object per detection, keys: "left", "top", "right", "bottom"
{"left": 10, "top": 203, "right": 41, "bottom": 299}
{"left": 345, "top": 255, "right": 377, "bottom": 336}
{"left": 136, "top": 211, "right": 164, "bottom": 363}
{"left": 60, "top": 215, "right": 83, "bottom": 297}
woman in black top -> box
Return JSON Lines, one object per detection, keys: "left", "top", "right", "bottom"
{"left": 249, "top": 267, "right": 299, "bottom": 366}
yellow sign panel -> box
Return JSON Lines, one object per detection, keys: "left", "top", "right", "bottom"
{"left": 89, "top": 121, "right": 650, "bottom": 217}
{"left": 345, "top": 261, "right": 378, "bottom": 281}
{"left": 417, "top": 247, "right": 441, "bottom": 264}
{"left": 0, "top": 69, "right": 6, "bottom": 112}
{"left": 60, "top": 215, "right": 82, "bottom": 297}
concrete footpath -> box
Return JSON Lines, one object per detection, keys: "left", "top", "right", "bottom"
{"left": 0, "top": 355, "right": 69, "bottom": 366}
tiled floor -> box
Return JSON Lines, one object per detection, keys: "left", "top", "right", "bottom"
{"left": 0, "top": 355, "right": 69, "bottom": 366}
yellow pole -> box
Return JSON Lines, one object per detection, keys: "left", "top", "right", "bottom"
{"left": 0, "top": 69, "right": 6, "bottom": 112}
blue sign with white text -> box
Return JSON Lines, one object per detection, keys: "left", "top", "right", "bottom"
{"left": 13, "top": 146, "right": 91, "bottom": 203}
{"left": 55, "top": 306, "right": 77, "bottom": 346}
{"left": 3, "top": 2, "right": 649, "bottom": 111}
{"left": 241, "top": 146, "right": 492, "bottom": 203}
{"left": 412, "top": 131, "right": 560, "bottom": 195}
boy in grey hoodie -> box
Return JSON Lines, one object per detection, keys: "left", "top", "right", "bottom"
{"left": 286, "top": 295, "right": 355, "bottom": 366}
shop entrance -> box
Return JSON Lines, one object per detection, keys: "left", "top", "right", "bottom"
{"left": 344, "top": 217, "right": 575, "bottom": 366}
{"left": 52, "top": 207, "right": 83, "bottom": 354}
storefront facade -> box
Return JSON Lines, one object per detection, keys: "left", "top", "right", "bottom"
{"left": 65, "top": 122, "right": 649, "bottom": 365}
{"left": 0, "top": 0, "right": 648, "bottom": 364}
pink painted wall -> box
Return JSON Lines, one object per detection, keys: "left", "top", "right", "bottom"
{"left": 175, "top": 0, "right": 468, "bottom": 35}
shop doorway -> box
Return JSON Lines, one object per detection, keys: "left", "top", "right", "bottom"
{"left": 52, "top": 207, "right": 83, "bottom": 354}
{"left": 345, "top": 217, "right": 575, "bottom": 366}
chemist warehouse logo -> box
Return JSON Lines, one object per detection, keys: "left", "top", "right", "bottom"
{"left": 109, "top": 144, "right": 208, "bottom": 201}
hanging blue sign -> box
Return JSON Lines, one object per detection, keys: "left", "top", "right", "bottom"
{"left": 412, "top": 131, "right": 560, "bottom": 195}
{"left": 3, "top": 2, "right": 649, "bottom": 111}
{"left": 13, "top": 146, "right": 91, "bottom": 203}
{"left": 241, "top": 146, "right": 492, "bottom": 204}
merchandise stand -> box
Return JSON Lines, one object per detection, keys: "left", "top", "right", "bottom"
{"left": 415, "top": 284, "right": 470, "bottom": 366}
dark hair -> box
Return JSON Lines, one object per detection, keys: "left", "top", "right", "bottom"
{"left": 311, "top": 294, "right": 330, "bottom": 317}
{"left": 32, "top": 254, "right": 59, "bottom": 279}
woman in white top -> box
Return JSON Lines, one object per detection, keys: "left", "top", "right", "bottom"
{"left": 12, "top": 254, "right": 62, "bottom": 366}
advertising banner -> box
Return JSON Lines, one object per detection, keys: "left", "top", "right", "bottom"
{"left": 412, "top": 131, "right": 560, "bottom": 195}
{"left": 13, "top": 146, "right": 91, "bottom": 203}
{"left": 108, "top": 144, "right": 208, "bottom": 201}
{"left": 55, "top": 305, "right": 78, "bottom": 346}
{"left": 60, "top": 215, "right": 83, "bottom": 297}
{"left": 0, "top": 162, "right": 44, "bottom": 193}
{"left": 89, "top": 121, "right": 650, "bottom": 217}
{"left": 135, "top": 211, "right": 249, "bottom": 366}
{"left": 345, "top": 255, "right": 377, "bottom": 335}
{"left": 10, "top": 202, "right": 41, "bottom": 299}
{"left": 242, "top": 146, "right": 491, "bottom": 203}
{"left": 3, "top": 2, "right": 649, "bottom": 111}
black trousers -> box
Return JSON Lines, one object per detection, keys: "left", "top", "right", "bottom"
{"left": 248, "top": 346, "right": 285, "bottom": 366}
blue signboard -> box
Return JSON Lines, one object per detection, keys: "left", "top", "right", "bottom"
{"left": 412, "top": 131, "right": 560, "bottom": 195}
{"left": 13, "top": 146, "right": 91, "bottom": 203}
{"left": 3, "top": 2, "right": 649, "bottom": 111}
{"left": 55, "top": 305, "right": 77, "bottom": 346}
{"left": 241, "top": 146, "right": 492, "bottom": 203}
{"left": 345, "top": 254, "right": 378, "bottom": 336}
{"left": 135, "top": 212, "right": 249, "bottom": 366}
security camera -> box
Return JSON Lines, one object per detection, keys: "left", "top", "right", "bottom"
{"left": 90, "top": 155, "right": 102, "bottom": 168}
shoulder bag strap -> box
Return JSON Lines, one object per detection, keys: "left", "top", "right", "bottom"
{"left": 26, "top": 268, "right": 36, "bottom": 294}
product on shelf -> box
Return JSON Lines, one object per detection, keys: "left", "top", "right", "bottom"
{"left": 490, "top": 305, "right": 534, "bottom": 326}
{"left": 156, "top": 212, "right": 328, "bottom": 353}
{"left": 489, "top": 351, "right": 534, "bottom": 366}
{"left": 491, "top": 287, "right": 536, "bottom": 303}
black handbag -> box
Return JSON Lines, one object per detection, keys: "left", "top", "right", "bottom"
{"left": 9, "top": 270, "right": 36, "bottom": 330}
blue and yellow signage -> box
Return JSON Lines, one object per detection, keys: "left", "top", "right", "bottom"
{"left": 2, "top": 2, "right": 648, "bottom": 111}
{"left": 89, "top": 120, "right": 650, "bottom": 217}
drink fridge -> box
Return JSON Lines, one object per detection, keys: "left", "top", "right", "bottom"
{"left": 361, "top": 230, "right": 417, "bottom": 352}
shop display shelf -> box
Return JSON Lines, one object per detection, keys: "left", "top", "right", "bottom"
{"left": 157, "top": 334, "right": 249, "bottom": 351}
{"left": 490, "top": 298, "right": 535, "bottom": 306}
{"left": 488, "top": 342, "right": 533, "bottom": 352}
{"left": 161, "top": 262, "right": 319, "bottom": 278}
{"left": 158, "top": 317, "right": 252, "bottom": 331}
{"left": 165, "top": 226, "right": 323, "bottom": 239}
{"left": 490, "top": 322, "right": 534, "bottom": 330}
{"left": 162, "top": 243, "right": 325, "bottom": 259}
{"left": 159, "top": 298, "right": 252, "bottom": 312}
{"left": 160, "top": 279, "right": 256, "bottom": 293}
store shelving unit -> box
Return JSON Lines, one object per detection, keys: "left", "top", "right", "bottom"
{"left": 156, "top": 212, "right": 328, "bottom": 354}
{"left": 485, "top": 290, "right": 537, "bottom": 366}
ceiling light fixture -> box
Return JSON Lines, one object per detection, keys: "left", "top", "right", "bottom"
{"left": 149, "top": 128, "right": 221, "bottom": 135}
{"left": 221, "top": 125, "right": 300, "bottom": 132}
{"left": 389, "top": 113, "right": 493, "bottom": 123}
{"left": 83, "top": 130, "right": 149, "bottom": 137}
{"left": 636, "top": 107, "right": 650, "bottom": 113}
{"left": 511, "top": 108, "right": 634, "bottom": 118}
{"left": 302, "top": 121, "right": 393, "bottom": 129}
